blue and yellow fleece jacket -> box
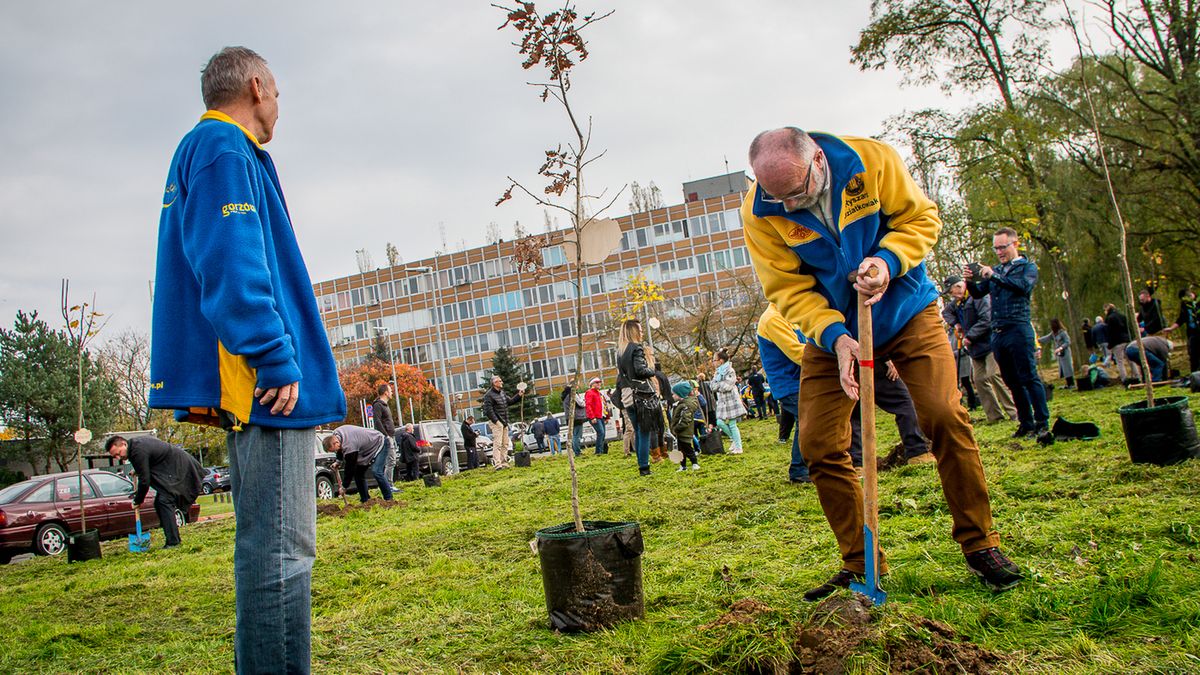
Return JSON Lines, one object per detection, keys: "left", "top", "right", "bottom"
{"left": 742, "top": 134, "right": 941, "bottom": 352}
{"left": 756, "top": 304, "right": 805, "bottom": 400}
{"left": 149, "top": 111, "right": 346, "bottom": 429}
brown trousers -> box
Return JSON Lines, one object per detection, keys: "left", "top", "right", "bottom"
{"left": 798, "top": 305, "right": 1001, "bottom": 573}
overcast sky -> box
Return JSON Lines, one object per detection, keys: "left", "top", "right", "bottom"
{"left": 0, "top": 0, "right": 1037, "bottom": 340}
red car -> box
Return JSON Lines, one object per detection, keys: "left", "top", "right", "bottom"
{"left": 0, "top": 469, "right": 201, "bottom": 563}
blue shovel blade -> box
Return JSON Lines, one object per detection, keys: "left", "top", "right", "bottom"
{"left": 128, "top": 532, "right": 151, "bottom": 552}
{"left": 849, "top": 525, "right": 887, "bottom": 605}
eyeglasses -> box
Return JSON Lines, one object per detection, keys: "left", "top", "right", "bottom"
{"left": 761, "top": 153, "right": 820, "bottom": 205}
{"left": 992, "top": 242, "right": 1015, "bottom": 252}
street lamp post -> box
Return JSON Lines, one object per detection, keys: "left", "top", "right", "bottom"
{"left": 401, "top": 265, "right": 460, "bottom": 474}
{"left": 373, "top": 325, "right": 403, "bottom": 427}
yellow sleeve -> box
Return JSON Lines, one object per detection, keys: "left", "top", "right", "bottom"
{"left": 855, "top": 139, "right": 942, "bottom": 276}
{"left": 757, "top": 305, "right": 807, "bottom": 363}
{"left": 742, "top": 192, "right": 848, "bottom": 349}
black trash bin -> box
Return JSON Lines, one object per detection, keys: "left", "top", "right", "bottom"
{"left": 422, "top": 474, "right": 441, "bottom": 488}
{"left": 67, "top": 529, "right": 102, "bottom": 563}
{"left": 514, "top": 451, "right": 532, "bottom": 467}
{"left": 535, "top": 520, "right": 644, "bottom": 632}
{"left": 1118, "top": 395, "right": 1200, "bottom": 465}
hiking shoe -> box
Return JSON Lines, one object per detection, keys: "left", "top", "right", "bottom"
{"left": 803, "top": 569, "right": 864, "bottom": 602}
{"left": 965, "top": 547, "right": 1023, "bottom": 592}
{"left": 790, "top": 475, "right": 813, "bottom": 484}
{"left": 1011, "top": 425, "right": 1033, "bottom": 438}
{"left": 638, "top": 466, "right": 651, "bottom": 477}
{"left": 906, "top": 452, "right": 936, "bottom": 465}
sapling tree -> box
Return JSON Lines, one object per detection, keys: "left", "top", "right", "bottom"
{"left": 61, "top": 280, "right": 109, "bottom": 532}
{"left": 495, "top": 1, "right": 620, "bottom": 532}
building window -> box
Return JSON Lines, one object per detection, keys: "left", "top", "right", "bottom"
{"left": 542, "top": 245, "right": 567, "bottom": 267}
{"left": 634, "top": 227, "right": 650, "bottom": 248}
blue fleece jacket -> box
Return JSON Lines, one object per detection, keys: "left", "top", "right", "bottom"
{"left": 149, "top": 111, "right": 346, "bottom": 429}
{"left": 756, "top": 304, "right": 805, "bottom": 399}
{"left": 742, "top": 134, "right": 941, "bottom": 351}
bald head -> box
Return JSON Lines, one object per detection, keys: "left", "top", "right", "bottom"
{"left": 748, "top": 127, "right": 825, "bottom": 211}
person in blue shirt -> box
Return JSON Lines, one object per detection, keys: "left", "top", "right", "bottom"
{"left": 150, "top": 47, "right": 344, "bottom": 674}
{"left": 965, "top": 227, "right": 1050, "bottom": 438}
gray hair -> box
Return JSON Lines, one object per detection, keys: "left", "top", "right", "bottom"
{"left": 748, "top": 127, "right": 814, "bottom": 166}
{"left": 201, "top": 47, "right": 271, "bottom": 109}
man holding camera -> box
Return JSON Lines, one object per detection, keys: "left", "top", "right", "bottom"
{"left": 964, "top": 227, "right": 1050, "bottom": 438}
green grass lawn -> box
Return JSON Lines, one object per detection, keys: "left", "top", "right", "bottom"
{"left": 195, "top": 493, "right": 236, "bottom": 518}
{"left": 2, "top": 386, "right": 1200, "bottom": 673}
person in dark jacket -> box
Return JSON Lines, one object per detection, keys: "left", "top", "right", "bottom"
{"left": 531, "top": 418, "right": 546, "bottom": 453}
{"left": 372, "top": 383, "right": 398, "bottom": 487}
{"left": 1166, "top": 287, "right": 1200, "bottom": 373}
{"left": 461, "top": 416, "right": 480, "bottom": 470}
{"left": 965, "top": 228, "right": 1050, "bottom": 437}
{"left": 616, "top": 319, "right": 659, "bottom": 476}
{"left": 323, "top": 425, "right": 392, "bottom": 501}
{"left": 1104, "top": 304, "right": 1134, "bottom": 382}
{"left": 747, "top": 369, "right": 767, "bottom": 419}
{"left": 542, "top": 413, "right": 562, "bottom": 455}
{"left": 696, "top": 371, "right": 717, "bottom": 427}
{"left": 561, "top": 385, "right": 588, "bottom": 457}
{"left": 397, "top": 423, "right": 421, "bottom": 480}
{"left": 106, "top": 435, "right": 203, "bottom": 548}
{"left": 481, "top": 376, "right": 523, "bottom": 469}
{"left": 943, "top": 277, "right": 1017, "bottom": 423}
{"left": 1090, "top": 316, "right": 1110, "bottom": 364}
{"left": 1138, "top": 287, "right": 1166, "bottom": 336}
{"left": 1081, "top": 318, "right": 1097, "bottom": 354}
{"left": 669, "top": 381, "right": 702, "bottom": 471}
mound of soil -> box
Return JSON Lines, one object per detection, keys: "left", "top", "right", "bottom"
{"left": 789, "top": 596, "right": 1000, "bottom": 674}
{"left": 703, "top": 598, "right": 775, "bottom": 629}
{"left": 317, "top": 498, "right": 405, "bottom": 518}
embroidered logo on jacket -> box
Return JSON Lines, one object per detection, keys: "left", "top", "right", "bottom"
{"left": 783, "top": 222, "right": 820, "bottom": 246}
{"left": 221, "top": 202, "right": 257, "bottom": 217}
{"left": 162, "top": 183, "right": 178, "bottom": 208}
{"left": 841, "top": 173, "right": 879, "bottom": 222}
{"left": 845, "top": 175, "right": 865, "bottom": 197}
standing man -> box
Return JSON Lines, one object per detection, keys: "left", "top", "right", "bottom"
{"left": 1138, "top": 288, "right": 1166, "bottom": 336}
{"left": 757, "top": 303, "right": 811, "bottom": 484}
{"left": 372, "top": 383, "right": 397, "bottom": 488}
{"left": 531, "top": 416, "right": 547, "bottom": 454}
{"left": 105, "top": 436, "right": 203, "bottom": 548}
{"left": 148, "top": 47, "right": 345, "bottom": 674}
{"left": 965, "top": 228, "right": 1050, "bottom": 438}
{"left": 1105, "top": 303, "right": 1135, "bottom": 383}
{"left": 322, "top": 425, "right": 393, "bottom": 502}
{"left": 542, "top": 412, "right": 562, "bottom": 456}
{"left": 584, "top": 377, "right": 609, "bottom": 455}
{"left": 461, "top": 416, "right": 480, "bottom": 470}
{"left": 942, "top": 276, "right": 1017, "bottom": 424}
{"left": 1166, "top": 287, "right": 1200, "bottom": 373}
{"left": 482, "top": 375, "right": 523, "bottom": 469}
{"left": 397, "top": 423, "right": 421, "bottom": 480}
{"left": 747, "top": 369, "right": 768, "bottom": 419}
{"left": 743, "top": 127, "right": 1020, "bottom": 599}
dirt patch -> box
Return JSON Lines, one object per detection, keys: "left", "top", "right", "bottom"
{"left": 792, "top": 596, "right": 876, "bottom": 674}
{"left": 316, "top": 498, "right": 405, "bottom": 518}
{"left": 789, "top": 596, "right": 1000, "bottom": 674}
{"left": 886, "top": 617, "right": 1001, "bottom": 674}
{"left": 703, "top": 598, "right": 775, "bottom": 629}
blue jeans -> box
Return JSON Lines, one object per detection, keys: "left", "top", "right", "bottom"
{"left": 1125, "top": 343, "right": 1167, "bottom": 381}
{"left": 590, "top": 420, "right": 608, "bottom": 454}
{"left": 779, "top": 393, "right": 809, "bottom": 480}
{"left": 633, "top": 425, "right": 653, "bottom": 469}
{"left": 370, "top": 448, "right": 394, "bottom": 501}
{"left": 992, "top": 324, "right": 1050, "bottom": 428}
{"left": 546, "top": 435, "right": 561, "bottom": 455}
{"left": 227, "top": 424, "right": 316, "bottom": 675}
{"left": 572, "top": 419, "right": 585, "bottom": 456}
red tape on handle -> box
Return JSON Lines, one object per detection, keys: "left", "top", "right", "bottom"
{"left": 859, "top": 359, "right": 874, "bottom": 368}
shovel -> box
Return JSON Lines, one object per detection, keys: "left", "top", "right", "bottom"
{"left": 332, "top": 461, "right": 350, "bottom": 507}
{"left": 127, "top": 479, "right": 151, "bottom": 553}
{"left": 847, "top": 270, "right": 887, "bottom": 605}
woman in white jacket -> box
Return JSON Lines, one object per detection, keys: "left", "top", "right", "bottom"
{"left": 710, "top": 350, "right": 747, "bottom": 453}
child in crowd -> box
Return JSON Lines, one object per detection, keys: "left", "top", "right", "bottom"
{"left": 669, "top": 381, "right": 702, "bottom": 472}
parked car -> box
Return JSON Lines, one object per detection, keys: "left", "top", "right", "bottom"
{"left": 413, "top": 420, "right": 494, "bottom": 475}
{"left": 522, "top": 414, "right": 619, "bottom": 451}
{"left": 0, "top": 470, "right": 201, "bottom": 563}
{"left": 201, "top": 466, "right": 230, "bottom": 494}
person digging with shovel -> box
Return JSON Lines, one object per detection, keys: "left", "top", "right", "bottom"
{"left": 106, "top": 435, "right": 203, "bottom": 549}
{"left": 742, "top": 127, "right": 1022, "bottom": 600}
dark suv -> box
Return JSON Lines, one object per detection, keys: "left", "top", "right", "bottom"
{"left": 413, "top": 420, "right": 492, "bottom": 475}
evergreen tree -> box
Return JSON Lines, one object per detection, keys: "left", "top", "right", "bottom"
{"left": 0, "top": 311, "right": 117, "bottom": 473}
{"left": 482, "top": 346, "right": 540, "bottom": 420}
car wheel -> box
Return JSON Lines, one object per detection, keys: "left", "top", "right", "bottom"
{"left": 316, "top": 475, "right": 334, "bottom": 500}
{"left": 33, "top": 522, "right": 68, "bottom": 557}
{"left": 175, "top": 508, "right": 187, "bottom": 528}
{"left": 440, "top": 455, "right": 452, "bottom": 476}
{"left": 202, "top": 483, "right": 213, "bottom": 495}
